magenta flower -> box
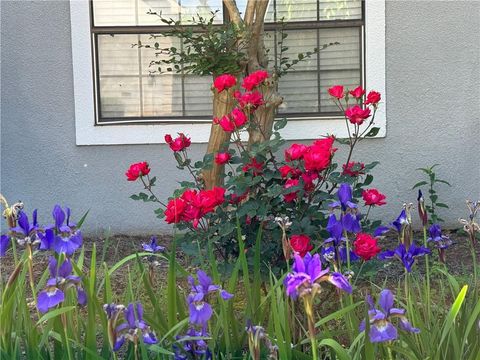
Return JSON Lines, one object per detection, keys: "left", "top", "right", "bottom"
{"left": 360, "top": 289, "right": 419, "bottom": 343}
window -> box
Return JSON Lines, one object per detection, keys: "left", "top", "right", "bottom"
{"left": 71, "top": 0, "right": 385, "bottom": 144}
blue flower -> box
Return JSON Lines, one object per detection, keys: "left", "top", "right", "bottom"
{"left": 378, "top": 243, "right": 430, "bottom": 272}
{"left": 173, "top": 328, "right": 211, "bottom": 360}
{"left": 359, "top": 289, "right": 419, "bottom": 343}
{"left": 375, "top": 209, "right": 409, "bottom": 237}
{"left": 112, "top": 303, "right": 158, "bottom": 351}
{"left": 142, "top": 236, "right": 165, "bottom": 253}
{"left": 284, "top": 252, "right": 352, "bottom": 299}
{"left": 49, "top": 205, "right": 83, "bottom": 256}
{"left": 10, "top": 210, "right": 41, "bottom": 246}
{"left": 428, "top": 224, "right": 452, "bottom": 249}
{"left": 323, "top": 214, "right": 359, "bottom": 264}
{"left": 329, "top": 184, "right": 362, "bottom": 233}
{"left": 187, "top": 270, "right": 233, "bottom": 327}
{"left": 0, "top": 234, "right": 10, "bottom": 256}
{"left": 37, "top": 257, "right": 86, "bottom": 313}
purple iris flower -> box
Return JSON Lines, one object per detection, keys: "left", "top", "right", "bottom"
{"left": 10, "top": 210, "right": 41, "bottom": 246}
{"left": 378, "top": 243, "right": 430, "bottom": 272}
{"left": 329, "top": 184, "right": 362, "bottom": 233}
{"left": 330, "top": 183, "right": 357, "bottom": 211}
{"left": 375, "top": 209, "right": 409, "bottom": 237}
{"left": 187, "top": 270, "right": 233, "bottom": 327}
{"left": 428, "top": 224, "right": 452, "bottom": 249}
{"left": 284, "top": 252, "right": 352, "bottom": 299}
{"left": 324, "top": 215, "right": 359, "bottom": 264}
{"left": 173, "top": 328, "right": 212, "bottom": 360}
{"left": 359, "top": 289, "right": 419, "bottom": 343}
{"left": 142, "top": 236, "right": 165, "bottom": 253}
{"left": 37, "top": 257, "right": 86, "bottom": 313}
{"left": 0, "top": 235, "right": 10, "bottom": 256}
{"left": 49, "top": 205, "right": 83, "bottom": 256}
{"left": 112, "top": 302, "right": 158, "bottom": 351}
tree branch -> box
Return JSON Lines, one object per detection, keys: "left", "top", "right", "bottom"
{"left": 223, "top": 0, "right": 243, "bottom": 25}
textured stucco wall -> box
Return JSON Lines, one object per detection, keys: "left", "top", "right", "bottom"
{"left": 1, "top": 0, "right": 479, "bottom": 235}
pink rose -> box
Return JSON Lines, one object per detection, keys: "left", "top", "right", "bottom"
{"left": 215, "top": 115, "right": 235, "bottom": 132}
{"left": 328, "top": 85, "right": 344, "bottom": 99}
{"left": 284, "top": 143, "right": 308, "bottom": 161}
{"left": 349, "top": 86, "right": 366, "bottom": 99}
{"left": 213, "top": 74, "right": 237, "bottom": 93}
{"left": 345, "top": 105, "right": 371, "bottom": 125}
{"left": 283, "top": 178, "right": 300, "bottom": 202}
{"left": 365, "top": 90, "right": 381, "bottom": 105}
{"left": 215, "top": 152, "right": 231, "bottom": 165}
{"left": 165, "top": 133, "right": 191, "bottom": 151}
{"left": 125, "top": 161, "right": 150, "bottom": 181}
{"left": 231, "top": 108, "right": 247, "bottom": 127}
{"left": 242, "top": 70, "right": 269, "bottom": 91}
{"left": 362, "top": 189, "right": 387, "bottom": 206}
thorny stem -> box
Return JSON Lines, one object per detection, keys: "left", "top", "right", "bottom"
{"left": 182, "top": 150, "right": 203, "bottom": 190}
{"left": 140, "top": 176, "right": 167, "bottom": 207}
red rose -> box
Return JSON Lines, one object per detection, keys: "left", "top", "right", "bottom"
{"left": 349, "top": 86, "right": 366, "bottom": 99}
{"left": 165, "top": 133, "right": 191, "bottom": 151}
{"left": 125, "top": 161, "right": 150, "bottom": 181}
{"left": 362, "top": 189, "right": 387, "bottom": 206}
{"left": 213, "top": 74, "right": 237, "bottom": 93}
{"left": 215, "top": 152, "right": 231, "bottom": 165}
{"left": 301, "top": 172, "right": 318, "bottom": 192}
{"left": 365, "top": 90, "right": 381, "bottom": 105}
{"left": 290, "top": 234, "right": 313, "bottom": 258}
{"left": 279, "top": 165, "right": 301, "bottom": 178}
{"left": 215, "top": 115, "right": 235, "bottom": 132}
{"left": 345, "top": 105, "right": 371, "bottom": 125}
{"left": 230, "top": 108, "right": 247, "bottom": 127}
{"left": 342, "top": 161, "right": 365, "bottom": 177}
{"left": 242, "top": 70, "right": 269, "bottom": 91}
{"left": 283, "top": 178, "right": 299, "bottom": 202}
{"left": 234, "top": 90, "right": 264, "bottom": 110}
{"left": 303, "top": 137, "right": 336, "bottom": 172}
{"left": 242, "top": 158, "right": 264, "bottom": 175}
{"left": 353, "top": 233, "right": 381, "bottom": 261}
{"left": 164, "top": 198, "right": 186, "bottom": 224}
{"left": 328, "top": 85, "right": 344, "bottom": 99}
{"left": 285, "top": 143, "right": 308, "bottom": 161}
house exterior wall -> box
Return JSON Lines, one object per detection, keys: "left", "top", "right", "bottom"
{"left": 1, "top": 0, "right": 479, "bottom": 235}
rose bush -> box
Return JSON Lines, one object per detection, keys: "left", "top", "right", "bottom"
{"left": 129, "top": 72, "right": 386, "bottom": 270}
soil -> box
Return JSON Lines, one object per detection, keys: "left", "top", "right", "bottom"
{"left": 1, "top": 230, "right": 479, "bottom": 300}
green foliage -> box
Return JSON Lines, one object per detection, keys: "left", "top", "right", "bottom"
{"left": 413, "top": 164, "right": 452, "bottom": 223}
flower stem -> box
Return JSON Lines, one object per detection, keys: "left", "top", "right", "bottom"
{"left": 423, "top": 226, "right": 431, "bottom": 322}
{"left": 303, "top": 297, "right": 318, "bottom": 360}
{"left": 26, "top": 244, "right": 40, "bottom": 319}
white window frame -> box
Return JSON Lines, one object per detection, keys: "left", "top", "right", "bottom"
{"left": 70, "top": 0, "right": 386, "bottom": 145}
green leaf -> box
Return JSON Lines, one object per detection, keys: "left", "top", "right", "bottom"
{"left": 36, "top": 306, "right": 76, "bottom": 326}
{"left": 412, "top": 181, "right": 428, "bottom": 189}
{"left": 274, "top": 117, "right": 288, "bottom": 131}
{"left": 365, "top": 127, "right": 380, "bottom": 137}
{"left": 438, "top": 285, "right": 468, "bottom": 350}
{"left": 317, "top": 339, "right": 350, "bottom": 360}
{"left": 436, "top": 203, "right": 449, "bottom": 208}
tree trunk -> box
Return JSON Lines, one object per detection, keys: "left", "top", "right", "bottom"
{"left": 202, "top": 86, "right": 237, "bottom": 189}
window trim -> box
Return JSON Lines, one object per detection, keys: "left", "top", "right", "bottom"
{"left": 71, "top": 0, "right": 385, "bottom": 145}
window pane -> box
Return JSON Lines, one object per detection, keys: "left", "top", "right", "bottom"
{"left": 142, "top": 74, "right": 183, "bottom": 117}
{"left": 320, "top": 0, "right": 362, "bottom": 20}
{"left": 319, "top": 27, "right": 361, "bottom": 112}
{"left": 275, "top": 0, "right": 318, "bottom": 22}
{"left": 100, "top": 77, "right": 141, "bottom": 118}
{"left": 276, "top": 30, "right": 319, "bottom": 114}
{"left": 92, "top": 0, "right": 222, "bottom": 26}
